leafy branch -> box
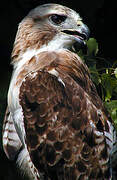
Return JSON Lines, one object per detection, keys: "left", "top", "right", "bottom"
{"left": 78, "top": 38, "right": 117, "bottom": 129}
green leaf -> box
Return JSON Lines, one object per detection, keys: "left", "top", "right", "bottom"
{"left": 111, "top": 108, "right": 117, "bottom": 121}
{"left": 105, "top": 100, "right": 117, "bottom": 111}
{"left": 89, "top": 66, "right": 100, "bottom": 85}
{"left": 114, "top": 68, "right": 117, "bottom": 78}
{"left": 105, "top": 100, "right": 117, "bottom": 129}
{"left": 86, "top": 38, "right": 98, "bottom": 56}
{"left": 100, "top": 72, "right": 117, "bottom": 101}
{"left": 101, "top": 73, "right": 112, "bottom": 101}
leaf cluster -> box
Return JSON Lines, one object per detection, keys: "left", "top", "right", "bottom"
{"left": 78, "top": 38, "right": 117, "bottom": 129}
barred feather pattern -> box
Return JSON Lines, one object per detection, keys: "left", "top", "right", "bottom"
{"left": 18, "top": 50, "right": 116, "bottom": 180}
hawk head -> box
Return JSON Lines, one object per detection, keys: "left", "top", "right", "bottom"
{"left": 12, "top": 3, "right": 89, "bottom": 63}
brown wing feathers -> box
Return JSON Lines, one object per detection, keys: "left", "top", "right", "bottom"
{"left": 19, "top": 51, "right": 111, "bottom": 179}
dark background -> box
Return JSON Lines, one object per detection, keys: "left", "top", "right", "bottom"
{"left": 0, "top": 0, "right": 117, "bottom": 179}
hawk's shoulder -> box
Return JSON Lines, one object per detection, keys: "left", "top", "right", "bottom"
{"left": 18, "top": 50, "right": 113, "bottom": 179}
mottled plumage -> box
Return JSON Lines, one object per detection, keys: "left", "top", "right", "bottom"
{"left": 2, "top": 3, "right": 117, "bottom": 180}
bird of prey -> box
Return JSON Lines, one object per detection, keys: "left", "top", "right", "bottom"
{"left": 2, "top": 3, "right": 117, "bottom": 180}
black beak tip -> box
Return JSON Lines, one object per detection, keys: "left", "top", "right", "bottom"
{"left": 86, "top": 29, "right": 90, "bottom": 40}
{"left": 83, "top": 24, "right": 90, "bottom": 40}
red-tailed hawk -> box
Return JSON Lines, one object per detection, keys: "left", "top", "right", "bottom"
{"left": 2, "top": 3, "right": 117, "bottom": 180}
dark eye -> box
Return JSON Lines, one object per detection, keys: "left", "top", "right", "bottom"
{"left": 50, "top": 14, "right": 67, "bottom": 25}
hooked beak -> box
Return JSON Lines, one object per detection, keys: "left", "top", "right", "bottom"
{"left": 61, "top": 23, "right": 90, "bottom": 49}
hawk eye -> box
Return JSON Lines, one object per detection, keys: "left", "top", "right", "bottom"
{"left": 50, "top": 14, "right": 67, "bottom": 25}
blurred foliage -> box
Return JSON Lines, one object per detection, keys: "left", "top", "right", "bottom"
{"left": 78, "top": 38, "right": 117, "bottom": 129}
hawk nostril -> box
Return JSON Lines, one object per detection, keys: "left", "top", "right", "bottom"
{"left": 77, "top": 20, "right": 83, "bottom": 27}
{"left": 77, "top": 24, "right": 81, "bottom": 27}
